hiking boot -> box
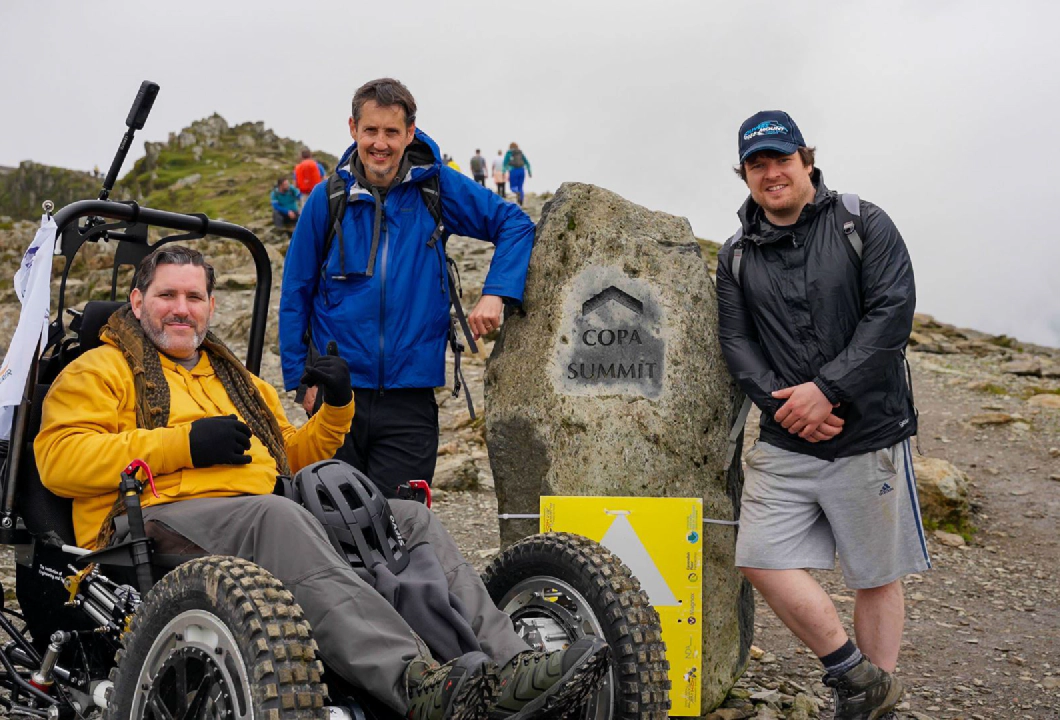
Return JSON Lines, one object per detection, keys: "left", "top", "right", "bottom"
{"left": 489, "top": 636, "right": 611, "bottom": 720}
{"left": 407, "top": 651, "right": 500, "bottom": 720}
{"left": 824, "top": 658, "right": 904, "bottom": 720}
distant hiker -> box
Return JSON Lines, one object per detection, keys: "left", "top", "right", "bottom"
{"left": 270, "top": 177, "right": 300, "bottom": 229}
{"left": 294, "top": 148, "right": 324, "bottom": 197}
{"left": 278, "top": 78, "right": 604, "bottom": 719}
{"left": 443, "top": 153, "right": 462, "bottom": 173}
{"left": 503, "top": 142, "right": 532, "bottom": 206}
{"left": 469, "top": 149, "right": 488, "bottom": 186}
{"left": 716, "top": 110, "right": 925, "bottom": 720}
{"left": 492, "top": 149, "right": 508, "bottom": 198}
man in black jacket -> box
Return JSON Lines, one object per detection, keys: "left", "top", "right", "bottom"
{"left": 716, "top": 111, "right": 930, "bottom": 720}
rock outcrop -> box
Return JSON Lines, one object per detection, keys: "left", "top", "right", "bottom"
{"left": 485, "top": 182, "right": 750, "bottom": 712}
{"left": 0, "top": 161, "right": 100, "bottom": 222}
{"left": 912, "top": 455, "right": 971, "bottom": 528}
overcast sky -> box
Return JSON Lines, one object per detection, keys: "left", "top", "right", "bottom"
{"left": 2, "top": 1, "right": 1058, "bottom": 347}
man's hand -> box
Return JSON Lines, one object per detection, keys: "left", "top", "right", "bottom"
{"left": 301, "top": 386, "right": 318, "bottom": 415}
{"left": 288, "top": 210, "right": 297, "bottom": 220}
{"left": 772, "top": 382, "right": 840, "bottom": 439}
{"left": 805, "top": 412, "right": 845, "bottom": 443}
{"left": 468, "top": 294, "right": 504, "bottom": 340}
{"left": 300, "top": 342, "right": 352, "bottom": 407}
{"left": 189, "top": 415, "right": 252, "bottom": 467}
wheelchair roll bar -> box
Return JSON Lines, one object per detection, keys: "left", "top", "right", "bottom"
{"left": 50, "top": 199, "right": 272, "bottom": 373}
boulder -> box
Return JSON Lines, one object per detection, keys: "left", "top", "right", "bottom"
{"left": 934, "top": 529, "right": 966, "bottom": 547}
{"left": 1001, "top": 357, "right": 1042, "bottom": 376}
{"left": 216, "top": 272, "right": 256, "bottom": 290}
{"left": 1027, "top": 394, "right": 1060, "bottom": 409}
{"left": 171, "top": 173, "right": 201, "bottom": 191}
{"left": 485, "top": 183, "right": 750, "bottom": 712}
{"left": 912, "top": 456, "right": 971, "bottom": 527}
{"left": 968, "top": 412, "right": 1014, "bottom": 426}
{"left": 176, "top": 131, "right": 197, "bottom": 149}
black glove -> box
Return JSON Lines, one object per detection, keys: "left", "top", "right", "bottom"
{"left": 300, "top": 341, "right": 352, "bottom": 407}
{"left": 189, "top": 415, "right": 253, "bottom": 467}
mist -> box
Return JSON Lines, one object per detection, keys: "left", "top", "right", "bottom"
{"left": 2, "top": 1, "right": 1057, "bottom": 346}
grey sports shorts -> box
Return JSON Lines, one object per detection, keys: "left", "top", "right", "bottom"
{"left": 735, "top": 438, "right": 931, "bottom": 589}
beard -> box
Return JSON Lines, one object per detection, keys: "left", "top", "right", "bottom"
{"left": 140, "top": 313, "right": 208, "bottom": 357}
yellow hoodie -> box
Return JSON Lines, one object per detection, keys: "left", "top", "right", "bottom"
{"left": 34, "top": 335, "right": 354, "bottom": 549}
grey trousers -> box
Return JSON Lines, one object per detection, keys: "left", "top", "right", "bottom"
{"left": 141, "top": 495, "right": 528, "bottom": 713}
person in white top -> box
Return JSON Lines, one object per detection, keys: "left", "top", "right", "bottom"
{"left": 491, "top": 150, "right": 508, "bottom": 198}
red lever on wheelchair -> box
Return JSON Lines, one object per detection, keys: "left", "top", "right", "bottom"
{"left": 123, "top": 459, "right": 159, "bottom": 498}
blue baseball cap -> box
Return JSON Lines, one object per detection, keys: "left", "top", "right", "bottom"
{"left": 738, "top": 111, "right": 805, "bottom": 162}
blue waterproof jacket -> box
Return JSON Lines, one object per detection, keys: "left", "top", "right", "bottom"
{"left": 279, "top": 129, "right": 535, "bottom": 391}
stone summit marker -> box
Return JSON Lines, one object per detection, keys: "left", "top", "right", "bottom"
{"left": 486, "top": 182, "right": 753, "bottom": 714}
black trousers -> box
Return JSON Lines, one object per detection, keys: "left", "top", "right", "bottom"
{"left": 334, "top": 388, "right": 439, "bottom": 497}
{"left": 272, "top": 209, "right": 298, "bottom": 228}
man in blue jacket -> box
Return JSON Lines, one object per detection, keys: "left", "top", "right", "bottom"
{"left": 716, "top": 111, "right": 929, "bottom": 720}
{"left": 279, "top": 78, "right": 535, "bottom": 497}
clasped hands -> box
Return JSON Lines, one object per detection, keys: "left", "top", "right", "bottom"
{"left": 772, "top": 382, "right": 844, "bottom": 443}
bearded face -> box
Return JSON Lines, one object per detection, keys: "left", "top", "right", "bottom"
{"left": 130, "top": 263, "right": 215, "bottom": 360}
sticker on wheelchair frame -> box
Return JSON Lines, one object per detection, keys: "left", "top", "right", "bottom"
{"left": 540, "top": 496, "right": 703, "bottom": 716}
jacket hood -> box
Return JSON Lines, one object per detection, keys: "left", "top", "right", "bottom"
{"left": 737, "top": 168, "right": 836, "bottom": 240}
{"left": 335, "top": 128, "right": 442, "bottom": 198}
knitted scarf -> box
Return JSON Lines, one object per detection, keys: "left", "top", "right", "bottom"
{"left": 95, "top": 304, "right": 289, "bottom": 547}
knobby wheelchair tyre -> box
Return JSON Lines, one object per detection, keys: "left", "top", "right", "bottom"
{"left": 105, "top": 556, "right": 327, "bottom": 719}
{"left": 482, "top": 532, "right": 671, "bottom": 720}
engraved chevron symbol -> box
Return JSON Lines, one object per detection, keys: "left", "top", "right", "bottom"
{"left": 581, "top": 286, "right": 643, "bottom": 317}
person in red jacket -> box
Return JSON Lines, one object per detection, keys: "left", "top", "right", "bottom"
{"left": 294, "top": 147, "right": 324, "bottom": 198}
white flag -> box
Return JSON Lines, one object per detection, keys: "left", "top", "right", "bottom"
{"left": 0, "top": 214, "right": 57, "bottom": 441}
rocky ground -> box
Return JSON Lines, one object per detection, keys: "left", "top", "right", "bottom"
{"left": 2, "top": 189, "right": 1059, "bottom": 719}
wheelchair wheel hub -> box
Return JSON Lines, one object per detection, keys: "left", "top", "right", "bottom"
{"left": 132, "top": 609, "right": 252, "bottom": 720}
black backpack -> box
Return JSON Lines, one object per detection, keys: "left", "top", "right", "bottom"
{"left": 308, "top": 172, "right": 479, "bottom": 417}
{"left": 508, "top": 148, "right": 525, "bottom": 168}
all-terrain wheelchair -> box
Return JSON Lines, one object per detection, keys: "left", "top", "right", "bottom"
{"left": 0, "top": 83, "right": 670, "bottom": 719}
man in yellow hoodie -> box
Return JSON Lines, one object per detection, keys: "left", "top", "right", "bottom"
{"left": 34, "top": 245, "right": 608, "bottom": 720}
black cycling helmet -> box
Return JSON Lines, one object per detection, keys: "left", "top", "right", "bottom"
{"left": 291, "top": 460, "right": 410, "bottom": 576}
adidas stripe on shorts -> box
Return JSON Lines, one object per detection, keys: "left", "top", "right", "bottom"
{"left": 735, "top": 438, "right": 931, "bottom": 589}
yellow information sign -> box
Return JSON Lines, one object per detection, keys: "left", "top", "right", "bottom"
{"left": 540, "top": 496, "right": 703, "bottom": 716}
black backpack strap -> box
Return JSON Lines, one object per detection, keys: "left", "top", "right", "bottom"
{"left": 724, "top": 395, "right": 753, "bottom": 467}
{"left": 728, "top": 228, "right": 746, "bottom": 288}
{"left": 420, "top": 175, "right": 478, "bottom": 419}
{"left": 322, "top": 173, "right": 350, "bottom": 280}
{"left": 834, "top": 193, "right": 864, "bottom": 263}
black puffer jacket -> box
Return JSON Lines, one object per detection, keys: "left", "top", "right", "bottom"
{"left": 716, "top": 171, "right": 917, "bottom": 460}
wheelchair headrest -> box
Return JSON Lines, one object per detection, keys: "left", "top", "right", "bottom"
{"left": 78, "top": 301, "right": 125, "bottom": 353}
